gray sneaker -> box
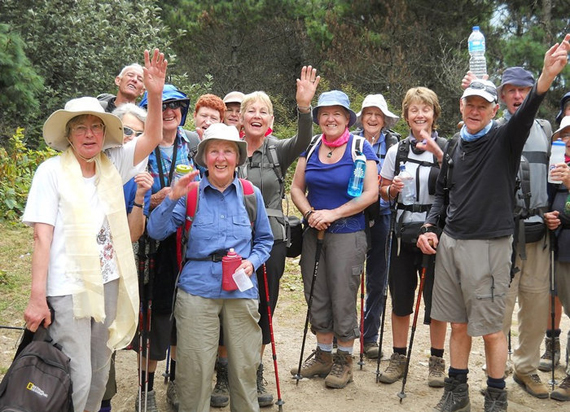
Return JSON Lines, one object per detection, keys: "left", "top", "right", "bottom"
{"left": 135, "top": 390, "right": 159, "bottom": 412}
{"left": 211, "top": 362, "right": 230, "bottom": 408}
{"left": 484, "top": 387, "right": 507, "bottom": 412}
{"left": 166, "top": 380, "right": 179, "bottom": 411}
{"left": 433, "top": 377, "right": 470, "bottom": 412}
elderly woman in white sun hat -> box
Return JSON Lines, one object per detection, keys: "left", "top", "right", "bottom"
{"left": 147, "top": 122, "right": 273, "bottom": 412}
{"left": 22, "top": 49, "right": 166, "bottom": 412}
{"left": 353, "top": 94, "right": 400, "bottom": 359}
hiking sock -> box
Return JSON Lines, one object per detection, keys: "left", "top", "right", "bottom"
{"left": 431, "top": 348, "right": 444, "bottom": 358}
{"left": 546, "top": 328, "right": 562, "bottom": 338}
{"left": 338, "top": 346, "right": 353, "bottom": 355}
{"left": 394, "top": 347, "right": 407, "bottom": 356}
{"left": 170, "top": 359, "right": 176, "bottom": 381}
{"left": 101, "top": 399, "right": 111, "bottom": 408}
{"left": 448, "top": 367, "right": 469, "bottom": 383}
{"left": 218, "top": 357, "right": 229, "bottom": 366}
{"left": 318, "top": 342, "right": 334, "bottom": 352}
{"left": 140, "top": 371, "right": 155, "bottom": 392}
{"left": 487, "top": 376, "right": 506, "bottom": 390}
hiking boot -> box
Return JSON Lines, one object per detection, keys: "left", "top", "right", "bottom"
{"left": 166, "top": 380, "right": 179, "bottom": 410}
{"left": 363, "top": 342, "right": 383, "bottom": 359}
{"left": 290, "top": 347, "right": 333, "bottom": 378}
{"left": 513, "top": 372, "right": 549, "bottom": 399}
{"left": 378, "top": 352, "right": 407, "bottom": 384}
{"left": 432, "top": 377, "right": 470, "bottom": 412}
{"left": 551, "top": 374, "right": 570, "bottom": 401}
{"left": 211, "top": 361, "right": 230, "bottom": 408}
{"left": 538, "top": 336, "right": 560, "bottom": 372}
{"left": 428, "top": 356, "right": 446, "bottom": 388}
{"left": 484, "top": 387, "right": 508, "bottom": 412}
{"left": 324, "top": 350, "right": 353, "bottom": 389}
{"left": 257, "top": 363, "right": 274, "bottom": 407}
{"left": 135, "top": 390, "right": 159, "bottom": 412}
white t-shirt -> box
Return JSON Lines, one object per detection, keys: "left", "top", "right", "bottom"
{"left": 380, "top": 141, "right": 437, "bottom": 224}
{"left": 22, "top": 140, "right": 141, "bottom": 297}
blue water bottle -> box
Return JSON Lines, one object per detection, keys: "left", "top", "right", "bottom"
{"left": 347, "top": 152, "right": 366, "bottom": 197}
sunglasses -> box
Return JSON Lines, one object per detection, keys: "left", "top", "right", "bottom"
{"left": 123, "top": 126, "right": 144, "bottom": 137}
{"left": 162, "top": 101, "right": 187, "bottom": 111}
{"left": 468, "top": 81, "right": 498, "bottom": 100}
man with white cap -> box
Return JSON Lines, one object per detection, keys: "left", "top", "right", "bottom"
{"left": 353, "top": 94, "right": 400, "bottom": 360}
{"left": 418, "top": 35, "right": 569, "bottom": 412}
{"left": 223, "top": 91, "right": 245, "bottom": 129}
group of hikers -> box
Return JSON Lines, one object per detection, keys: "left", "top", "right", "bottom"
{"left": 19, "top": 33, "right": 570, "bottom": 412}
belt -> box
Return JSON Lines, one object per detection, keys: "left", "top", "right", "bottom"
{"left": 191, "top": 249, "right": 227, "bottom": 263}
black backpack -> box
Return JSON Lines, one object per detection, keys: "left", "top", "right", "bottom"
{"left": 0, "top": 326, "right": 74, "bottom": 412}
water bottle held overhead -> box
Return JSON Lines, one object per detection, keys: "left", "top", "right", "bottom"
{"left": 399, "top": 162, "right": 415, "bottom": 206}
{"left": 548, "top": 139, "right": 566, "bottom": 184}
{"left": 468, "top": 26, "right": 487, "bottom": 78}
{"left": 347, "top": 152, "right": 366, "bottom": 197}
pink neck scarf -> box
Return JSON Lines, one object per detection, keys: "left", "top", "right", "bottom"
{"left": 322, "top": 127, "right": 350, "bottom": 148}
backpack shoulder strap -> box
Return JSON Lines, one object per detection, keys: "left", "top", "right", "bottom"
{"left": 394, "top": 139, "right": 410, "bottom": 176}
{"left": 176, "top": 181, "right": 200, "bottom": 268}
{"left": 305, "top": 134, "right": 322, "bottom": 162}
{"left": 517, "top": 155, "right": 532, "bottom": 214}
{"left": 265, "top": 142, "right": 285, "bottom": 198}
{"left": 238, "top": 178, "right": 257, "bottom": 227}
{"left": 442, "top": 135, "right": 460, "bottom": 206}
{"left": 183, "top": 130, "right": 201, "bottom": 160}
{"left": 536, "top": 119, "right": 552, "bottom": 157}
{"left": 351, "top": 134, "right": 365, "bottom": 160}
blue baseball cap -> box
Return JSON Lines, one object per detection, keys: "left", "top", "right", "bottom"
{"left": 497, "top": 67, "right": 535, "bottom": 97}
{"left": 312, "top": 90, "right": 357, "bottom": 127}
{"left": 139, "top": 84, "right": 191, "bottom": 126}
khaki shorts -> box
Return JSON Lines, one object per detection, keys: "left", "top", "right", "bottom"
{"left": 431, "top": 233, "right": 512, "bottom": 337}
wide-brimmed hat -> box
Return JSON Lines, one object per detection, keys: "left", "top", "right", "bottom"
{"left": 497, "top": 67, "right": 535, "bottom": 97}
{"left": 223, "top": 91, "right": 245, "bottom": 105}
{"left": 461, "top": 79, "right": 498, "bottom": 103}
{"left": 552, "top": 116, "right": 570, "bottom": 140}
{"left": 312, "top": 90, "right": 357, "bottom": 127}
{"left": 556, "top": 92, "right": 570, "bottom": 126}
{"left": 43, "top": 97, "right": 123, "bottom": 151}
{"left": 356, "top": 94, "right": 399, "bottom": 129}
{"left": 139, "top": 84, "right": 191, "bottom": 126}
{"left": 195, "top": 123, "right": 248, "bottom": 168}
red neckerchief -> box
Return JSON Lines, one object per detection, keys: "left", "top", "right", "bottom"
{"left": 322, "top": 127, "right": 350, "bottom": 148}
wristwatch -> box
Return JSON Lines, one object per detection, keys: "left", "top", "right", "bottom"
{"left": 419, "top": 225, "right": 436, "bottom": 235}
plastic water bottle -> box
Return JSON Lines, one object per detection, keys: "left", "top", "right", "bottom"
{"left": 548, "top": 139, "right": 566, "bottom": 184}
{"left": 468, "top": 26, "right": 487, "bottom": 78}
{"left": 399, "top": 162, "right": 415, "bottom": 205}
{"left": 173, "top": 164, "right": 193, "bottom": 185}
{"left": 222, "top": 248, "right": 241, "bottom": 291}
{"left": 347, "top": 152, "right": 366, "bottom": 197}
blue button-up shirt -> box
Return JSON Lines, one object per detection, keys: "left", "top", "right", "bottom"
{"left": 147, "top": 175, "right": 273, "bottom": 299}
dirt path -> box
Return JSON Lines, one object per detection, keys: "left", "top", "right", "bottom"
{"left": 2, "top": 263, "right": 569, "bottom": 412}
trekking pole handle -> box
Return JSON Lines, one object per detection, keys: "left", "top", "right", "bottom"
{"left": 317, "top": 229, "right": 325, "bottom": 241}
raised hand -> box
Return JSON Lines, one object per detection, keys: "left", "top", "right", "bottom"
{"left": 537, "top": 34, "right": 569, "bottom": 94}
{"left": 143, "top": 48, "right": 168, "bottom": 95}
{"left": 296, "top": 65, "right": 320, "bottom": 108}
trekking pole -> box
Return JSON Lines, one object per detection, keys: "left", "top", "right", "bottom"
{"left": 295, "top": 229, "right": 325, "bottom": 385}
{"left": 548, "top": 229, "right": 557, "bottom": 389}
{"left": 0, "top": 325, "right": 25, "bottom": 331}
{"left": 397, "top": 253, "right": 431, "bottom": 402}
{"left": 163, "top": 345, "right": 171, "bottom": 384}
{"left": 262, "top": 264, "right": 284, "bottom": 411}
{"left": 137, "top": 235, "right": 146, "bottom": 412}
{"left": 508, "top": 331, "right": 512, "bottom": 361}
{"left": 358, "top": 268, "right": 365, "bottom": 370}
{"left": 144, "top": 239, "right": 156, "bottom": 412}
{"left": 376, "top": 210, "right": 397, "bottom": 382}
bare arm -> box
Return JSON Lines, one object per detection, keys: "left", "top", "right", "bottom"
{"left": 133, "top": 49, "right": 168, "bottom": 166}
{"left": 24, "top": 223, "right": 54, "bottom": 332}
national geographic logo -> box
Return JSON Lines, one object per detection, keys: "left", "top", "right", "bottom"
{"left": 26, "top": 381, "right": 48, "bottom": 398}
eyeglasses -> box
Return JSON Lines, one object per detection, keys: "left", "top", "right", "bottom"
{"left": 72, "top": 123, "right": 105, "bottom": 136}
{"left": 468, "top": 81, "right": 498, "bottom": 100}
{"left": 123, "top": 126, "right": 144, "bottom": 137}
{"left": 162, "top": 101, "right": 187, "bottom": 111}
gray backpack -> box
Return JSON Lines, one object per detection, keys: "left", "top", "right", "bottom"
{"left": 0, "top": 326, "right": 74, "bottom": 412}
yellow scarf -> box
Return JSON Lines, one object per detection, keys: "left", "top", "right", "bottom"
{"left": 59, "top": 148, "right": 139, "bottom": 350}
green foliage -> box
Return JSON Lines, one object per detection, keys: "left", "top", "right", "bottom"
{"left": 0, "top": 23, "right": 44, "bottom": 139}
{"left": 0, "top": 128, "right": 56, "bottom": 221}
{"left": 1, "top": 0, "right": 178, "bottom": 147}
